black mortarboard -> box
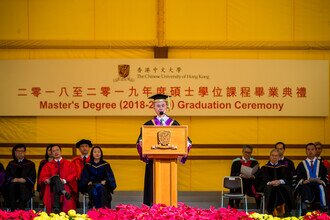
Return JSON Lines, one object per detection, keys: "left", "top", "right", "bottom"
{"left": 75, "top": 139, "right": 93, "bottom": 148}
{"left": 148, "top": 94, "right": 171, "bottom": 102}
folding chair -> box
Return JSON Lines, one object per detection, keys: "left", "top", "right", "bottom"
{"left": 82, "top": 193, "right": 89, "bottom": 214}
{"left": 28, "top": 190, "right": 35, "bottom": 210}
{"left": 256, "top": 192, "right": 265, "bottom": 214}
{"left": 29, "top": 197, "right": 34, "bottom": 210}
{"left": 296, "top": 194, "right": 302, "bottom": 216}
{"left": 221, "top": 176, "right": 248, "bottom": 213}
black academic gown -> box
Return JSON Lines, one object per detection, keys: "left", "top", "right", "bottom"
{"left": 79, "top": 160, "right": 116, "bottom": 208}
{"left": 136, "top": 116, "right": 191, "bottom": 206}
{"left": 256, "top": 162, "right": 294, "bottom": 214}
{"left": 5, "top": 158, "right": 36, "bottom": 210}
{"left": 295, "top": 159, "right": 328, "bottom": 209}
{"left": 229, "top": 158, "right": 260, "bottom": 208}
{"left": 279, "top": 157, "right": 295, "bottom": 179}
{"left": 230, "top": 158, "right": 259, "bottom": 195}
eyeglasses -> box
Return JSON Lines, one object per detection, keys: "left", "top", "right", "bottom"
{"left": 15, "top": 150, "right": 25, "bottom": 153}
{"left": 155, "top": 104, "right": 166, "bottom": 108}
{"left": 244, "top": 151, "right": 252, "bottom": 154}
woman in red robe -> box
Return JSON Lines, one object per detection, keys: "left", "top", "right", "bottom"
{"left": 39, "top": 145, "right": 77, "bottom": 213}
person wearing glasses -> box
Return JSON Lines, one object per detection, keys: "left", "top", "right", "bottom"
{"left": 229, "top": 145, "right": 260, "bottom": 209}
{"left": 136, "top": 94, "right": 192, "bottom": 206}
{"left": 256, "top": 149, "right": 293, "bottom": 217}
{"left": 5, "top": 144, "right": 36, "bottom": 211}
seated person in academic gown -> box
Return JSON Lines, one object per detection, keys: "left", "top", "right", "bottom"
{"left": 5, "top": 144, "right": 36, "bottom": 211}
{"left": 230, "top": 145, "right": 260, "bottom": 209}
{"left": 37, "top": 144, "right": 54, "bottom": 201}
{"left": 136, "top": 94, "right": 192, "bottom": 206}
{"left": 274, "top": 142, "right": 295, "bottom": 179}
{"left": 256, "top": 149, "right": 293, "bottom": 217}
{"left": 295, "top": 143, "right": 328, "bottom": 215}
{"left": 72, "top": 139, "right": 92, "bottom": 208}
{"left": 72, "top": 139, "right": 92, "bottom": 186}
{"left": 79, "top": 146, "right": 116, "bottom": 209}
{"left": 39, "top": 144, "right": 77, "bottom": 214}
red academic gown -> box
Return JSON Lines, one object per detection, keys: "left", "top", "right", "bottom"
{"left": 72, "top": 156, "right": 90, "bottom": 180}
{"left": 39, "top": 158, "right": 77, "bottom": 213}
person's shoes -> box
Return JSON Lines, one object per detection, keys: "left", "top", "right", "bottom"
{"left": 283, "top": 212, "right": 290, "bottom": 217}
{"left": 52, "top": 208, "right": 60, "bottom": 214}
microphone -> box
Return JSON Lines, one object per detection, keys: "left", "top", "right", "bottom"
{"left": 159, "top": 111, "right": 164, "bottom": 115}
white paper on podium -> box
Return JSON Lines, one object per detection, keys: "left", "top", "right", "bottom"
{"left": 240, "top": 164, "right": 259, "bottom": 178}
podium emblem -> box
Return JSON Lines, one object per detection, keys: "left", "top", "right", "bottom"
{"left": 151, "top": 130, "right": 177, "bottom": 150}
{"left": 158, "top": 130, "right": 171, "bottom": 146}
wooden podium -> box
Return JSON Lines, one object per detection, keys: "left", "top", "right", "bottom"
{"left": 142, "top": 125, "right": 188, "bottom": 207}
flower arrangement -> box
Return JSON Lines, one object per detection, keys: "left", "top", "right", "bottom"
{"left": 87, "top": 203, "right": 251, "bottom": 219}
{"left": 0, "top": 209, "right": 37, "bottom": 220}
{"left": 0, "top": 204, "right": 329, "bottom": 220}
{"left": 33, "top": 210, "right": 89, "bottom": 220}
{"left": 249, "top": 211, "right": 330, "bottom": 220}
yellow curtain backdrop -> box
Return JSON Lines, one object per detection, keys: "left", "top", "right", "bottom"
{"left": 0, "top": 0, "right": 329, "bottom": 191}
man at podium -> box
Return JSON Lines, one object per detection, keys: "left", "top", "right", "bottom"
{"left": 136, "top": 94, "right": 192, "bottom": 206}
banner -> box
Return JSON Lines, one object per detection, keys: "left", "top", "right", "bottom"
{"left": 0, "top": 59, "right": 328, "bottom": 116}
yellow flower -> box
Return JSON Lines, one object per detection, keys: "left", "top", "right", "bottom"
{"left": 249, "top": 212, "right": 260, "bottom": 218}
{"left": 68, "top": 209, "right": 77, "bottom": 217}
{"left": 40, "top": 212, "right": 49, "bottom": 217}
{"left": 59, "top": 212, "right": 66, "bottom": 216}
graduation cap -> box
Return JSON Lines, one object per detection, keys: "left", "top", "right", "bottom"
{"left": 75, "top": 139, "right": 93, "bottom": 148}
{"left": 148, "top": 94, "right": 171, "bottom": 112}
{"left": 148, "top": 94, "right": 171, "bottom": 102}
